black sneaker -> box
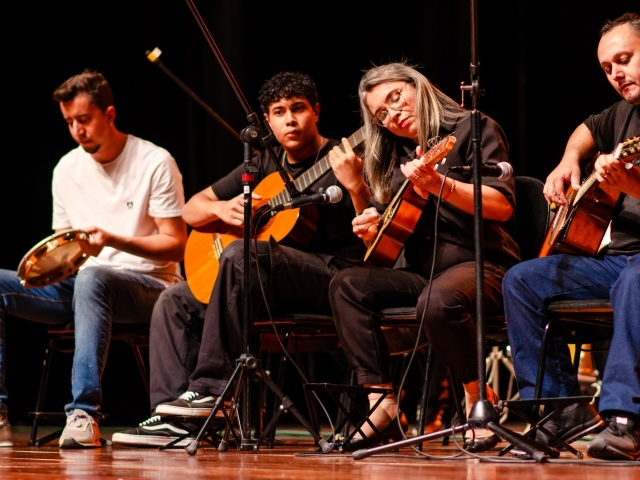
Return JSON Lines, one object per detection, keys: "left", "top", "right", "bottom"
{"left": 112, "top": 415, "right": 193, "bottom": 447}
{"left": 156, "top": 391, "right": 222, "bottom": 417}
{"left": 587, "top": 416, "right": 640, "bottom": 460}
{"left": 536, "top": 402, "right": 604, "bottom": 447}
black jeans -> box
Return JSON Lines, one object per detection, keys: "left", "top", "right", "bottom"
{"left": 149, "top": 281, "right": 206, "bottom": 413}
{"left": 188, "top": 239, "right": 348, "bottom": 395}
{"left": 329, "top": 261, "right": 507, "bottom": 385}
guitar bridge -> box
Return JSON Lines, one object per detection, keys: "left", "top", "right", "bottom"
{"left": 212, "top": 235, "right": 224, "bottom": 260}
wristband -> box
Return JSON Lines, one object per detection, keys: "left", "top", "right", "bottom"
{"left": 442, "top": 179, "right": 456, "bottom": 201}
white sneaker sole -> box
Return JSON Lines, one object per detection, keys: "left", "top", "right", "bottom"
{"left": 156, "top": 405, "right": 224, "bottom": 418}
{"left": 59, "top": 438, "right": 101, "bottom": 449}
{"left": 112, "top": 432, "right": 193, "bottom": 447}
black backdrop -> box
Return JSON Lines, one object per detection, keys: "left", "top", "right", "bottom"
{"left": 1, "top": 1, "right": 637, "bottom": 425}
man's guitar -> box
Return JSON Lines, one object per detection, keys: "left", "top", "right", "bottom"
{"left": 539, "top": 135, "right": 640, "bottom": 257}
{"left": 185, "top": 128, "right": 365, "bottom": 303}
{"left": 364, "top": 136, "right": 457, "bottom": 267}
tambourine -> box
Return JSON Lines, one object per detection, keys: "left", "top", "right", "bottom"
{"left": 17, "top": 229, "right": 91, "bottom": 288}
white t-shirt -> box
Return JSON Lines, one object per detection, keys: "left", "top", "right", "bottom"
{"left": 52, "top": 135, "right": 185, "bottom": 285}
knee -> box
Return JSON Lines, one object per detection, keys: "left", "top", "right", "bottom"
{"left": 612, "top": 266, "right": 640, "bottom": 301}
{"left": 329, "top": 268, "right": 361, "bottom": 304}
{"left": 220, "top": 240, "right": 244, "bottom": 265}
{"left": 502, "top": 263, "right": 528, "bottom": 296}
{"left": 417, "top": 289, "right": 463, "bottom": 328}
{"left": 74, "top": 266, "right": 113, "bottom": 292}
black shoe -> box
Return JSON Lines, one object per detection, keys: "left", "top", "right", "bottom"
{"left": 112, "top": 415, "right": 194, "bottom": 447}
{"left": 536, "top": 402, "right": 604, "bottom": 447}
{"left": 156, "top": 392, "right": 222, "bottom": 418}
{"left": 341, "top": 413, "right": 408, "bottom": 452}
{"left": 464, "top": 430, "right": 500, "bottom": 452}
{"left": 587, "top": 416, "right": 640, "bottom": 460}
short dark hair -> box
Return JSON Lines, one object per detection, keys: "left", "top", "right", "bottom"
{"left": 52, "top": 70, "right": 114, "bottom": 112}
{"left": 600, "top": 12, "right": 640, "bottom": 37}
{"left": 257, "top": 72, "right": 318, "bottom": 113}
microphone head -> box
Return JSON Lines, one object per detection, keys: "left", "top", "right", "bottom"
{"left": 325, "top": 185, "right": 343, "bottom": 203}
{"left": 497, "top": 162, "right": 513, "bottom": 180}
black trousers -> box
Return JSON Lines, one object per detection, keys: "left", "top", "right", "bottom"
{"left": 329, "top": 261, "right": 508, "bottom": 385}
{"left": 188, "top": 239, "right": 347, "bottom": 395}
{"left": 149, "top": 281, "right": 206, "bottom": 413}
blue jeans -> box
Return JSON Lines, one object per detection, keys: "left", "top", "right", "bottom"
{"left": 503, "top": 253, "right": 640, "bottom": 417}
{"left": 0, "top": 266, "right": 165, "bottom": 417}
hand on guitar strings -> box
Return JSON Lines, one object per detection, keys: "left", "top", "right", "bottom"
{"left": 353, "top": 207, "right": 380, "bottom": 242}
{"left": 328, "top": 138, "right": 364, "bottom": 193}
{"left": 215, "top": 192, "right": 262, "bottom": 226}
{"left": 594, "top": 153, "right": 640, "bottom": 198}
{"left": 399, "top": 145, "right": 443, "bottom": 199}
{"left": 543, "top": 161, "right": 582, "bottom": 206}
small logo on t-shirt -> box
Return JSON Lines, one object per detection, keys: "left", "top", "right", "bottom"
{"left": 126, "top": 202, "right": 134, "bottom": 209}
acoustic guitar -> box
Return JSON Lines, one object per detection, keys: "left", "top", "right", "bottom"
{"left": 364, "top": 136, "right": 457, "bottom": 267}
{"left": 185, "top": 128, "right": 365, "bottom": 303}
{"left": 539, "top": 135, "right": 640, "bottom": 257}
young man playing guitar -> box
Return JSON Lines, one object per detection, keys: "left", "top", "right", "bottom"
{"left": 503, "top": 13, "right": 640, "bottom": 460}
{"left": 113, "top": 71, "right": 370, "bottom": 447}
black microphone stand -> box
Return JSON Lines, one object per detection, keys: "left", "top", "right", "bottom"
{"left": 352, "top": 0, "right": 551, "bottom": 462}
{"left": 181, "top": 0, "right": 329, "bottom": 456}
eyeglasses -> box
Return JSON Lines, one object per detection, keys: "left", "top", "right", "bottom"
{"left": 372, "top": 84, "right": 408, "bottom": 126}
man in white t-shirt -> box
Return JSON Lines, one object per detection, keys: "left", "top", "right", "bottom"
{"left": 0, "top": 70, "right": 187, "bottom": 448}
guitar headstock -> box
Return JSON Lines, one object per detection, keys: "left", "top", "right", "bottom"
{"left": 615, "top": 135, "right": 640, "bottom": 167}
{"left": 421, "top": 135, "right": 457, "bottom": 166}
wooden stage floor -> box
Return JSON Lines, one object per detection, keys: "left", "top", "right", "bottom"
{"left": 1, "top": 426, "right": 639, "bottom": 479}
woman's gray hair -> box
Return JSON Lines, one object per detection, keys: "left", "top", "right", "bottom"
{"left": 358, "top": 62, "right": 468, "bottom": 203}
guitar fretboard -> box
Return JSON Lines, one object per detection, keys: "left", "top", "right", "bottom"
{"left": 267, "top": 128, "right": 365, "bottom": 207}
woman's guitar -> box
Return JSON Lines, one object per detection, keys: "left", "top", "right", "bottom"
{"left": 364, "top": 136, "right": 457, "bottom": 267}
{"left": 539, "top": 135, "right": 640, "bottom": 257}
{"left": 185, "top": 128, "right": 365, "bottom": 303}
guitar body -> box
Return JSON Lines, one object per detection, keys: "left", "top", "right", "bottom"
{"left": 185, "top": 171, "right": 318, "bottom": 303}
{"left": 364, "top": 186, "right": 428, "bottom": 267}
{"left": 539, "top": 135, "right": 640, "bottom": 258}
{"left": 364, "top": 135, "right": 457, "bottom": 267}
{"left": 539, "top": 183, "right": 619, "bottom": 257}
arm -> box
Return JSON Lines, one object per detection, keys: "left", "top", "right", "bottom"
{"left": 81, "top": 216, "right": 188, "bottom": 262}
{"left": 328, "top": 138, "right": 372, "bottom": 215}
{"left": 543, "top": 123, "right": 598, "bottom": 205}
{"left": 181, "top": 185, "right": 261, "bottom": 229}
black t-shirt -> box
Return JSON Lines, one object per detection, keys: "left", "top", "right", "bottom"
{"left": 371, "top": 114, "right": 521, "bottom": 276}
{"left": 583, "top": 100, "right": 640, "bottom": 255}
{"left": 211, "top": 139, "right": 366, "bottom": 264}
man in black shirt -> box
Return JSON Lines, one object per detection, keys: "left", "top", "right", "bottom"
{"left": 503, "top": 13, "right": 640, "bottom": 460}
{"left": 113, "top": 72, "right": 369, "bottom": 447}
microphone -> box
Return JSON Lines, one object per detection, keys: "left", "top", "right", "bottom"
{"left": 270, "top": 185, "right": 343, "bottom": 212}
{"left": 448, "top": 162, "right": 513, "bottom": 180}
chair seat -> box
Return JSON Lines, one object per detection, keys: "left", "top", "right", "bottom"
{"left": 546, "top": 299, "right": 613, "bottom": 345}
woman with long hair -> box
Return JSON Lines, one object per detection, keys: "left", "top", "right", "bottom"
{"left": 330, "top": 62, "right": 520, "bottom": 451}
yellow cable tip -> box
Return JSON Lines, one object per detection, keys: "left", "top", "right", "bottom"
{"left": 146, "top": 47, "right": 162, "bottom": 63}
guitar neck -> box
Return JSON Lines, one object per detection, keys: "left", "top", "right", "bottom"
{"left": 268, "top": 128, "right": 365, "bottom": 207}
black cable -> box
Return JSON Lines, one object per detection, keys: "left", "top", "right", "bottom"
{"left": 390, "top": 169, "right": 472, "bottom": 461}
{"left": 251, "top": 208, "right": 337, "bottom": 452}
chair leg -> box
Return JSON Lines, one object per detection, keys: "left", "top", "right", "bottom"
{"left": 267, "top": 330, "right": 292, "bottom": 448}
{"left": 572, "top": 344, "right": 582, "bottom": 373}
{"left": 341, "top": 370, "right": 357, "bottom": 440}
{"left": 416, "top": 346, "right": 435, "bottom": 451}
{"left": 126, "top": 340, "right": 150, "bottom": 397}
{"left": 29, "top": 336, "right": 57, "bottom": 446}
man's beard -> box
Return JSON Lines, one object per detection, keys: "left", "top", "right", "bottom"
{"left": 81, "top": 144, "right": 101, "bottom": 154}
